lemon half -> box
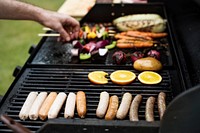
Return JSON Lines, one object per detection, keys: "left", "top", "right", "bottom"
{"left": 138, "top": 71, "right": 162, "bottom": 84}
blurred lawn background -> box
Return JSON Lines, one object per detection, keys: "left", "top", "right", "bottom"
{"left": 0, "top": 0, "right": 65, "bottom": 95}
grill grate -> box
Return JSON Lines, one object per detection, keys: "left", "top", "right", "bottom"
{"left": 0, "top": 66, "right": 173, "bottom": 132}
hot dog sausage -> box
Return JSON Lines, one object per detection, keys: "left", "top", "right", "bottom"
{"left": 158, "top": 92, "right": 166, "bottom": 120}
{"left": 105, "top": 95, "right": 119, "bottom": 120}
{"left": 19, "top": 92, "right": 38, "bottom": 120}
{"left": 76, "top": 91, "right": 87, "bottom": 118}
{"left": 38, "top": 92, "right": 57, "bottom": 120}
{"left": 129, "top": 94, "right": 142, "bottom": 121}
{"left": 48, "top": 92, "right": 67, "bottom": 119}
{"left": 96, "top": 91, "right": 109, "bottom": 118}
{"left": 145, "top": 96, "right": 155, "bottom": 122}
{"left": 29, "top": 92, "right": 47, "bottom": 120}
{"left": 64, "top": 92, "right": 76, "bottom": 118}
{"left": 116, "top": 93, "right": 132, "bottom": 119}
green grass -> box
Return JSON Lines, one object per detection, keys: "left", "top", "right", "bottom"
{"left": 0, "top": 0, "right": 65, "bottom": 95}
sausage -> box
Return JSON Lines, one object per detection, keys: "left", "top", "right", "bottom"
{"left": 48, "top": 92, "right": 67, "bottom": 119}
{"left": 19, "top": 92, "right": 38, "bottom": 120}
{"left": 105, "top": 95, "right": 119, "bottom": 120}
{"left": 158, "top": 92, "right": 166, "bottom": 120}
{"left": 38, "top": 92, "right": 57, "bottom": 120}
{"left": 116, "top": 93, "right": 132, "bottom": 119}
{"left": 145, "top": 96, "right": 156, "bottom": 122}
{"left": 129, "top": 94, "right": 142, "bottom": 121}
{"left": 96, "top": 91, "right": 109, "bottom": 118}
{"left": 29, "top": 92, "right": 47, "bottom": 120}
{"left": 64, "top": 92, "right": 76, "bottom": 118}
{"left": 76, "top": 91, "right": 87, "bottom": 118}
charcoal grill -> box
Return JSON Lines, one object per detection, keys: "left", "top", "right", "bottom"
{"left": 0, "top": 3, "right": 191, "bottom": 133}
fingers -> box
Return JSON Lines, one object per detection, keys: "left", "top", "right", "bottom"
{"left": 57, "top": 21, "right": 80, "bottom": 42}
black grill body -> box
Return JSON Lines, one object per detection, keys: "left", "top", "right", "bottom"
{"left": 0, "top": 3, "right": 191, "bottom": 133}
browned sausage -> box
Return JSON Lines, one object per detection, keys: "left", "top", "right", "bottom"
{"left": 105, "top": 95, "right": 119, "bottom": 120}
{"left": 129, "top": 94, "right": 142, "bottom": 121}
{"left": 76, "top": 91, "right": 87, "bottom": 118}
{"left": 116, "top": 93, "right": 132, "bottom": 119}
{"left": 39, "top": 92, "right": 57, "bottom": 120}
{"left": 145, "top": 96, "right": 155, "bottom": 122}
{"left": 158, "top": 92, "right": 166, "bottom": 120}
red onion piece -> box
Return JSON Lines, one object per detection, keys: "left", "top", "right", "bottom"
{"left": 147, "top": 50, "right": 160, "bottom": 60}
{"left": 112, "top": 51, "right": 127, "bottom": 65}
{"left": 131, "top": 51, "right": 144, "bottom": 63}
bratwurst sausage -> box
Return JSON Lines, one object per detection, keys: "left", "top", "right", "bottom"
{"left": 145, "top": 96, "right": 155, "bottom": 122}
{"left": 48, "top": 92, "right": 67, "bottom": 119}
{"left": 116, "top": 93, "right": 132, "bottom": 119}
{"left": 64, "top": 92, "right": 76, "bottom": 118}
{"left": 19, "top": 92, "right": 38, "bottom": 120}
{"left": 96, "top": 91, "right": 109, "bottom": 118}
{"left": 76, "top": 91, "right": 87, "bottom": 118}
{"left": 105, "top": 95, "right": 119, "bottom": 120}
{"left": 39, "top": 92, "right": 57, "bottom": 120}
{"left": 29, "top": 92, "right": 47, "bottom": 120}
{"left": 129, "top": 94, "right": 142, "bottom": 121}
{"left": 158, "top": 92, "right": 166, "bottom": 120}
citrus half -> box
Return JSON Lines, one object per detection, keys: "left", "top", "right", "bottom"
{"left": 88, "top": 71, "right": 108, "bottom": 84}
{"left": 110, "top": 70, "right": 136, "bottom": 85}
{"left": 138, "top": 71, "right": 162, "bottom": 84}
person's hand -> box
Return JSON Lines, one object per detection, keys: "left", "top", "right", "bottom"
{"left": 40, "top": 10, "right": 80, "bottom": 42}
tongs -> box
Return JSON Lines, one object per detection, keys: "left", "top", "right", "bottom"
{"left": 0, "top": 114, "right": 31, "bottom": 133}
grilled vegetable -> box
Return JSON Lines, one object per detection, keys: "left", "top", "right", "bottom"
{"left": 72, "top": 40, "right": 83, "bottom": 51}
{"left": 105, "top": 41, "right": 116, "bottom": 50}
{"left": 131, "top": 51, "right": 144, "bottom": 62}
{"left": 99, "top": 48, "right": 108, "bottom": 56}
{"left": 112, "top": 51, "right": 127, "bottom": 65}
{"left": 126, "top": 31, "right": 167, "bottom": 38}
{"left": 79, "top": 53, "right": 91, "bottom": 60}
{"left": 113, "top": 14, "right": 166, "bottom": 33}
{"left": 95, "top": 40, "right": 109, "bottom": 50}
{"left": 133, "top": 57, "right": 162, "bottom": 71}
{"left": 116, "top": 40, "right": 153, "bottom": 48}
{"left": 82, "top": 41, "right": 96, "bottom": 53}
{"left": 147, "top": 50, "right": 160, "bottom": 60}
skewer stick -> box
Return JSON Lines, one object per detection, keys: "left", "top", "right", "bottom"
{"left": 42, "top": 27, "right": 53, "bottom": 31}
{"left": 38, "top": 33, "right": 60, "bottom": 37}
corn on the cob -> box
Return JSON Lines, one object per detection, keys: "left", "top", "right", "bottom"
{"left": 113, "top": 14, "right": 166, "bottom": 33}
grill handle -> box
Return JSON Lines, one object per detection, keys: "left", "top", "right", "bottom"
{"left": 0, "top": 115, "right": 31, "bottom": 133}
{"left": 28, "top": 44, "right": 37, "bottom": 55}
{"left": 13, "top": 66, "right": 22, "bottom": 77}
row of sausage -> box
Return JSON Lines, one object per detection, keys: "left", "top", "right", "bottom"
{"left": 19, "top": 91, "right": 166, "bottom": 122}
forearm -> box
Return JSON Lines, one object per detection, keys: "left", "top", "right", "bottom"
{"left": 0, "top": 0, "right": 45, "bottom": 22}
